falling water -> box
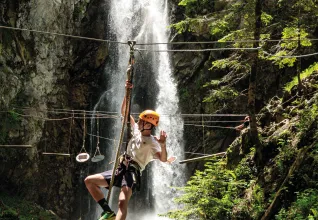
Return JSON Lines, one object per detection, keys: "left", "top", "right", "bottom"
{"left": 90, "top": 0, "right": 185, "bottom": 219}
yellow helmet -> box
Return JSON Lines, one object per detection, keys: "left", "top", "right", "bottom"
{"left": 139, "top": 110, "right": 160, "bottom": 126}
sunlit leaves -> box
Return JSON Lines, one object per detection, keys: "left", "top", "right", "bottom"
{"left": 281, "top": 27, "right": 312, "bottom": 49}
{"left": 261, "top": 12, "right": 273, "bottom": 26}
{"left": 267, "top": 50, "right": 297, "bottom": 68}
{"left": 178, "top": 0, "right": 197, "bottom": 6}
{"left": 284, "top": 62, "right": 318, "bottom": 91}
{"left": 162, "top": 161, "right": 244, "bottom": 219}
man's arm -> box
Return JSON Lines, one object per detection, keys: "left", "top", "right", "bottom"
{"left": 121, "top": 81, "right": 135, "bottom": 126}
{"left": 155, "top": 130, "right": 168, "bottom": 162}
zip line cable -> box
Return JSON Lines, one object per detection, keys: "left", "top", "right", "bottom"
{"left": 263, "top": 51, "right": 318, "bottom": 58}
{"left": 2, "top": 107, "right": 251, "bottom": 118}
{"left": 1, "top": 25, "right": 318, "bottom": 46}
{"left": 0, "top": 25, "right": 125, "bottom": 44}
{"left": 184, "top": 124, "right": 237, "bottom": 129}
{"left": 136, "top": 47, "right": 261, "bottom": 52}
{"left": 3, "top": 110, "right": 250, "bottom": 120}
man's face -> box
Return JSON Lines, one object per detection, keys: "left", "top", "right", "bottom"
{"left": 137, "top": 119, "right": 152, "bottom": 131}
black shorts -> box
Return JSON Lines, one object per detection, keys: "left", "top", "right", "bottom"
{"left": 101, "top": 162, "right": 141, "bottom": 192}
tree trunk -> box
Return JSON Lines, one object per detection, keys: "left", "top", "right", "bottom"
{"left": 248, "top": 0, "right": 262, "bottom": 162}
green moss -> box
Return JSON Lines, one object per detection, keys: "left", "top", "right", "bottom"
{"left": 0, "top": 192, "right": 59, "bottom": 219}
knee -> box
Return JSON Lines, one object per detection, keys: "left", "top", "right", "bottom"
{"left": 118, "top": 198, "right": 128, "bottom": 210}
{"left": 84, "top": 176, "right": 92, "bottom": 187}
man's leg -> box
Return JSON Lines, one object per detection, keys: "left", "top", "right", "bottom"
{"left": 85, "top": 173, "right": 114, "bottom": 217}
{"left": 84, "top": 174, "right": 108, "bottom": 201}
{"left": 115, "top": 186, "right": 132, "bottom": 220}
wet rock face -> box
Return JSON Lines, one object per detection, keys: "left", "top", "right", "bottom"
{"left": 0, "top": 0, "right": 109, "bottom": 218}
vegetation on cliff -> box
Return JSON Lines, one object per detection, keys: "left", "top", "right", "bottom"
{"left": 0, "top": 192, "right": 59, "bottom": 219}
{"left": 166, "top": 0, "right": 318, "bottom": 219}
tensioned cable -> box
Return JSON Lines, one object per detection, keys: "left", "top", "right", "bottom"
{"left": 184, "top": 124, "right": 237, "bottom": 129}
{"left": 11, "top": 113, "right": 117, "bottom": 121}
{"left": 87, "top": 133, "right": 128, "bottom": 145}
{"left": 1, "top": 25, "right": 318, "bottom": 45}
{"left": 263, "top": 51, "right": 318, "bottom": 58}
{"left": 11, "top": 106, "right": 120, "bottom": 117}
{"left": 2, "top": 108, "right": 250, "bottom": 117}
{"left": 136, "top": 47, "right": 261, "bottom": 52}
{"left": 135, "top": 38, "right": 318, "bottom": 45}
{"left": 0, "top": 25, "right": 125, "bottom": 44}
{"left": 184, "top": 120, "right": 245, "bottom": 123}
{"left": 184, "top": 152, "right": 211, "bottom": 156}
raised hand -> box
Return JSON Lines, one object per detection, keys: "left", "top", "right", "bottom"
{"left": 155, "top": 130, "right": 167, "bottom": 145}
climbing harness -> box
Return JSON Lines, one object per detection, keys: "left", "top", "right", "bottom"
{"left": 91, "top": 114, "right": 105, "bottom": 162}
{"left": 107, "top": 40, "right": 136, "bottom": 203}
{"left": 76, "top": 112, "right": 90, "bottom": 162}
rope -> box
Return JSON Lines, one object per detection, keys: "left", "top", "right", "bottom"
{"left": 184, "top": 124, "right": 237, "bottom": 129}
{"left": 136, "top": 47, "right": 261, "bottom": 52}
{"left": 92, "top": 113, "right": 102, "bottom": 158}
{"left": 0, "top": 145, "right": 33, "bottom": 148}
{"left": 78, "top": 113, "right": 88, "bottom": 154}
{"left": 135, "top": 38, "right": 318, "bottom": 45}
{"left": 263, "top": 50, "right": 318, "bottom": 58}
{"left": 4, "top": 107, "right": 251, "bottom": 117}
{"left": 0, "top": 25, "right": 125, "bottom": 44}
{"left": 68, "top": 111, "right": 74, "bottom": 155}
{"left": 106, "top": 41, "right": 135, "bottom": 203}
{"left": 1, "top": 25, "right": 318, "bottom": 45}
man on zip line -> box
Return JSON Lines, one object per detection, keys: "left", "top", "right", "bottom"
{"left": 85, "top": 80, "right": 170, "bottom": 220}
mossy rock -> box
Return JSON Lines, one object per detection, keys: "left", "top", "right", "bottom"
{"left": 0, "top": 192, "right": 60, "bottom": 220}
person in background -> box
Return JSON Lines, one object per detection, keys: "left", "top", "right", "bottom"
{"left": 235, "top": 115, "right": 250, "bottom": 131}
{"left": 84, "top": 80, "right": 169, "bottom": 220}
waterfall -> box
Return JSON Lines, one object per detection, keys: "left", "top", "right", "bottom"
{"left": 91, "top": 0, "right": 185, "bottom": 219}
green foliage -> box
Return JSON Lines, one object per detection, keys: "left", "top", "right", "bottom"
{"left": 163, "top": 161, "right": 244, "bottom": 220}
{"left": 267, "top": 50, "right": 297, "bottom": 69}
{"left": 261, "top": 12, "right": 273, "bottom": 26}
{"left": 169, "top": 16, "right": 211, "bottom": 35}
{"left": 234, "top": 148, "right": 257, "bottom": 181}
{"left": 203, "top": 79, "right": 220, "bottom": 88}
{"left": 0, "top": 110, "right": 21, "bottom": 145}
{"left": 275, "top": 189, "right": 318, "bottom": 220}
{"left": 250, "top": 183, "right": 266, "bottom": 219}
{"left": 281, "top": 27, "right": 312, "bottom": 49}
{"left": 0, "top": 192, "right": 59, "bottom": 219}
{"left": 284, "top": 62, "right": 318, "bottom": 92}
{"left": 211, "top": 56, "right": 250, "bottom": 73}
{"left": 73, "top": 0, "right": 90, "bottom": 21}
{"left": 203, "top": 86, "right": 238, "bottom": 112}
{"left": 178, "top": 0, "right": 197, "bottom": 6}
{"left": 179, "top": 87, "right": 190, "bottom": 103}
{"left": 297, "top": 104, "right": 318, "bottom": 132}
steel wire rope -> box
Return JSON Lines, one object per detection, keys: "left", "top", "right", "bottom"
{"left": 183, "top": 120, "right": 245, "bottom": 123}
{"left": 184, "top": 123, "right": 237, "bottom": 129}
{"left": 11, "top": 106, "right": 120, "bottom": 118}
{"left": 136, "top": 47, "right": 262, "bottom": 52}
{"left": 2, "top": 110, "right": 251, "bottom": 119}
{"left": 0, "top": 25, "right": 126, "bottom": 44}
{"left": 1, "top": 25, "right": 318, "bottom": 46}
{"left": 263, "top": 50, "right": 318, "bottom": 58}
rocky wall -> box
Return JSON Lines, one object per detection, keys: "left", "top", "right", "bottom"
{"left": 0, "top": 0, "right": 109, "bottom": 218}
